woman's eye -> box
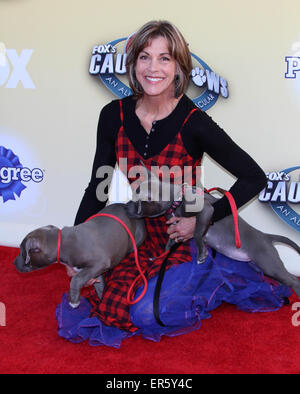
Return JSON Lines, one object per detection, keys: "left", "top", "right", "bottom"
{"left": 139, "top": 55, "right": 148, "bottom": 60}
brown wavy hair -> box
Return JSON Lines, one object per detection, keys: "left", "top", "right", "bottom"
{"left": 126, "top": 20, "right": 192, "bottom": 98}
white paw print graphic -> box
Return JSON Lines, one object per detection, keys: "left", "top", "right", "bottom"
{"left": 191, "top": 67, "right": 207, "bottom": 87}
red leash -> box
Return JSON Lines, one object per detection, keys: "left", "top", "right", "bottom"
{"left": 56, "top": 213, "right": 150, "bottom": 305}
{"left": 206, "top": 188, "right": 241, "bottom": 249}
{"left": 84, "top": 213, "right": 148, "bottom": 305}
{"left": 56, "top": 189, "right": 241, "bottom": 305}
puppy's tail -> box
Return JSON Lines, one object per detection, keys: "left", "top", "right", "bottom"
{"left": 268, "top": 234, "right": 300, "bottom": 255}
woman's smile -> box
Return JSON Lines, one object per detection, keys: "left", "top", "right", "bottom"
{"left": 145, "top": 76, "right": 164, "bottom": 82}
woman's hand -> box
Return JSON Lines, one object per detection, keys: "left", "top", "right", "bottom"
{"left": 65, "top": 265, "right": 100, "bottom": 287}
{"left": 166, "top": 216, "right": 196, "bottom": 243}
{"left": 84, "top": 278, "right": 101, "bottom": 287}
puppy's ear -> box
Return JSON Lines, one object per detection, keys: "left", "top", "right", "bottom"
{"left": 24, "top": 238, "right": 41, "bottom": 265}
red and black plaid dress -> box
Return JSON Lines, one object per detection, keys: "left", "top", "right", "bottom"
{"left": 89, "top": 100, "right": 202, "bottom": 333}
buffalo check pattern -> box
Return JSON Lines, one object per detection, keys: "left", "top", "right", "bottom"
{"left": 88, "top": 100, "right": 202, "bottom": 332}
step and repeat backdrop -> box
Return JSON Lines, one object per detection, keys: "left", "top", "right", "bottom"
{"left": 1, "top": 0, "right": 299, "bottom": 272}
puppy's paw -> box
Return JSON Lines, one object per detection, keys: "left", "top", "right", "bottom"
{"left": 197, "top": 250, "right": 208, "bottom": 264}
{"left": 69, "top": 301, "right": 80, "bottom": 309}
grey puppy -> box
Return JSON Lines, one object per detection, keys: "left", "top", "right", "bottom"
{"left": 126, "top": 178, "right": 300, "bottom": 301}
{"left": 14, "top": 203, "right": 146, "bottom": 308}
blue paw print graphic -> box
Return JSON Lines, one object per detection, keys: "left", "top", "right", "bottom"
{"left": 0, "top": 146, "right": 26, "bottom": 202}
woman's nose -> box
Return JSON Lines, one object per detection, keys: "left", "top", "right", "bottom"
{"left": 148, "top": 58, "right": 159, "bottom": 72}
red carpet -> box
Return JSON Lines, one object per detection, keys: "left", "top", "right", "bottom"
{"left": 0, "top": 245, "right": 299, "bottom": 374}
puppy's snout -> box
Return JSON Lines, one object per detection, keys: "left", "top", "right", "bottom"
{"left": 126, "top": 201, "right": 140, "bottom": 218}
{"left": 13, "top": 255, "right": 30, "bottom": 273}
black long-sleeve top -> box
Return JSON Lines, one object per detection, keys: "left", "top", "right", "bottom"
{"left": 75, "top": 94, "right": 267, "bottom": 225}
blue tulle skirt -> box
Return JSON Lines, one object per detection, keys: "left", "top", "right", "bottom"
{"left": 56, "top": 241, "right": 291, "bottom": 348}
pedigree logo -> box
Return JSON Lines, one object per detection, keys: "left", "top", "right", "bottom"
{"left": 0, "top": 42, "right": 36, "bottom": 89}
{"left": 0, "top": 146, "right": 44, "bottom": 203}
{"left": 259, "top": 166, "right": 300, "bottom": 232}
{"left": 89, "top": 36, "right": 229, "bottom": 111}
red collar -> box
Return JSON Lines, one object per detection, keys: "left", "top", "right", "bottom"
{"left": 57, "top": 229, "right": 62, "bottom": 264}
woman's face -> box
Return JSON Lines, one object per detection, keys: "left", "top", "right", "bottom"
{"left": 135, "top": 36, "right": 177, "bottom": 99}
